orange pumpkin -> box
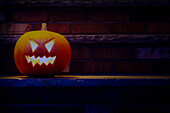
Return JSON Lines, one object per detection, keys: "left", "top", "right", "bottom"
{"left": 14, "top": 23, "right": 71, "bottom": 76}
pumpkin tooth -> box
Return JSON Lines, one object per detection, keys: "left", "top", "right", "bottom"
{"left": 25, "top": 56, "right": 30, "bottom": 63}
{"left": 50, "top": 56, "right": 56, "bottom": 64}
{"left": 25, "top": 55, "right": 56, "bottom": 67}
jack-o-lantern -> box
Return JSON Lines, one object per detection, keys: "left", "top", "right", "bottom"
{"left": 14, "top": 23, "right": 71, "bottom": 76}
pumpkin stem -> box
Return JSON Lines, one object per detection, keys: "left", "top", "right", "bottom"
{"left": 41, "top": 23, "right": 47, "bottom": 31}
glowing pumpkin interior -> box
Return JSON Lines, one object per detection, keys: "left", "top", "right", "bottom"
{"left": 25, "top": 39, "right": 56, "bottom": 67}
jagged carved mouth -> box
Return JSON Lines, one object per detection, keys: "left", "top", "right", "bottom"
{"left": 25, "top": 55, "right": 56, "bottom": 67}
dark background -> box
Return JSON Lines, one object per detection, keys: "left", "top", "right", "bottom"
{"left": 0, "top": 0, "right": 170, "bottom": 75}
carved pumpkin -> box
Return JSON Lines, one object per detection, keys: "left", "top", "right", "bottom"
{"left": 14, "top": 23, "right": 71, "bottom": 76}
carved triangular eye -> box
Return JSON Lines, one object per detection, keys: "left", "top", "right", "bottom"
{"left": 30, "top": 40, "right": 38, "bottom": 52}
{"left": 45, "top": 39, "right": 55, "bottom": 53}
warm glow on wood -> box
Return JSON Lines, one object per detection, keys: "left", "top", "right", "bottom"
{"left": 54, "top": 75, "right": 170, "bottom": 79}
{"left": 0, "top": 75, "right": 170, "bottom": 80}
